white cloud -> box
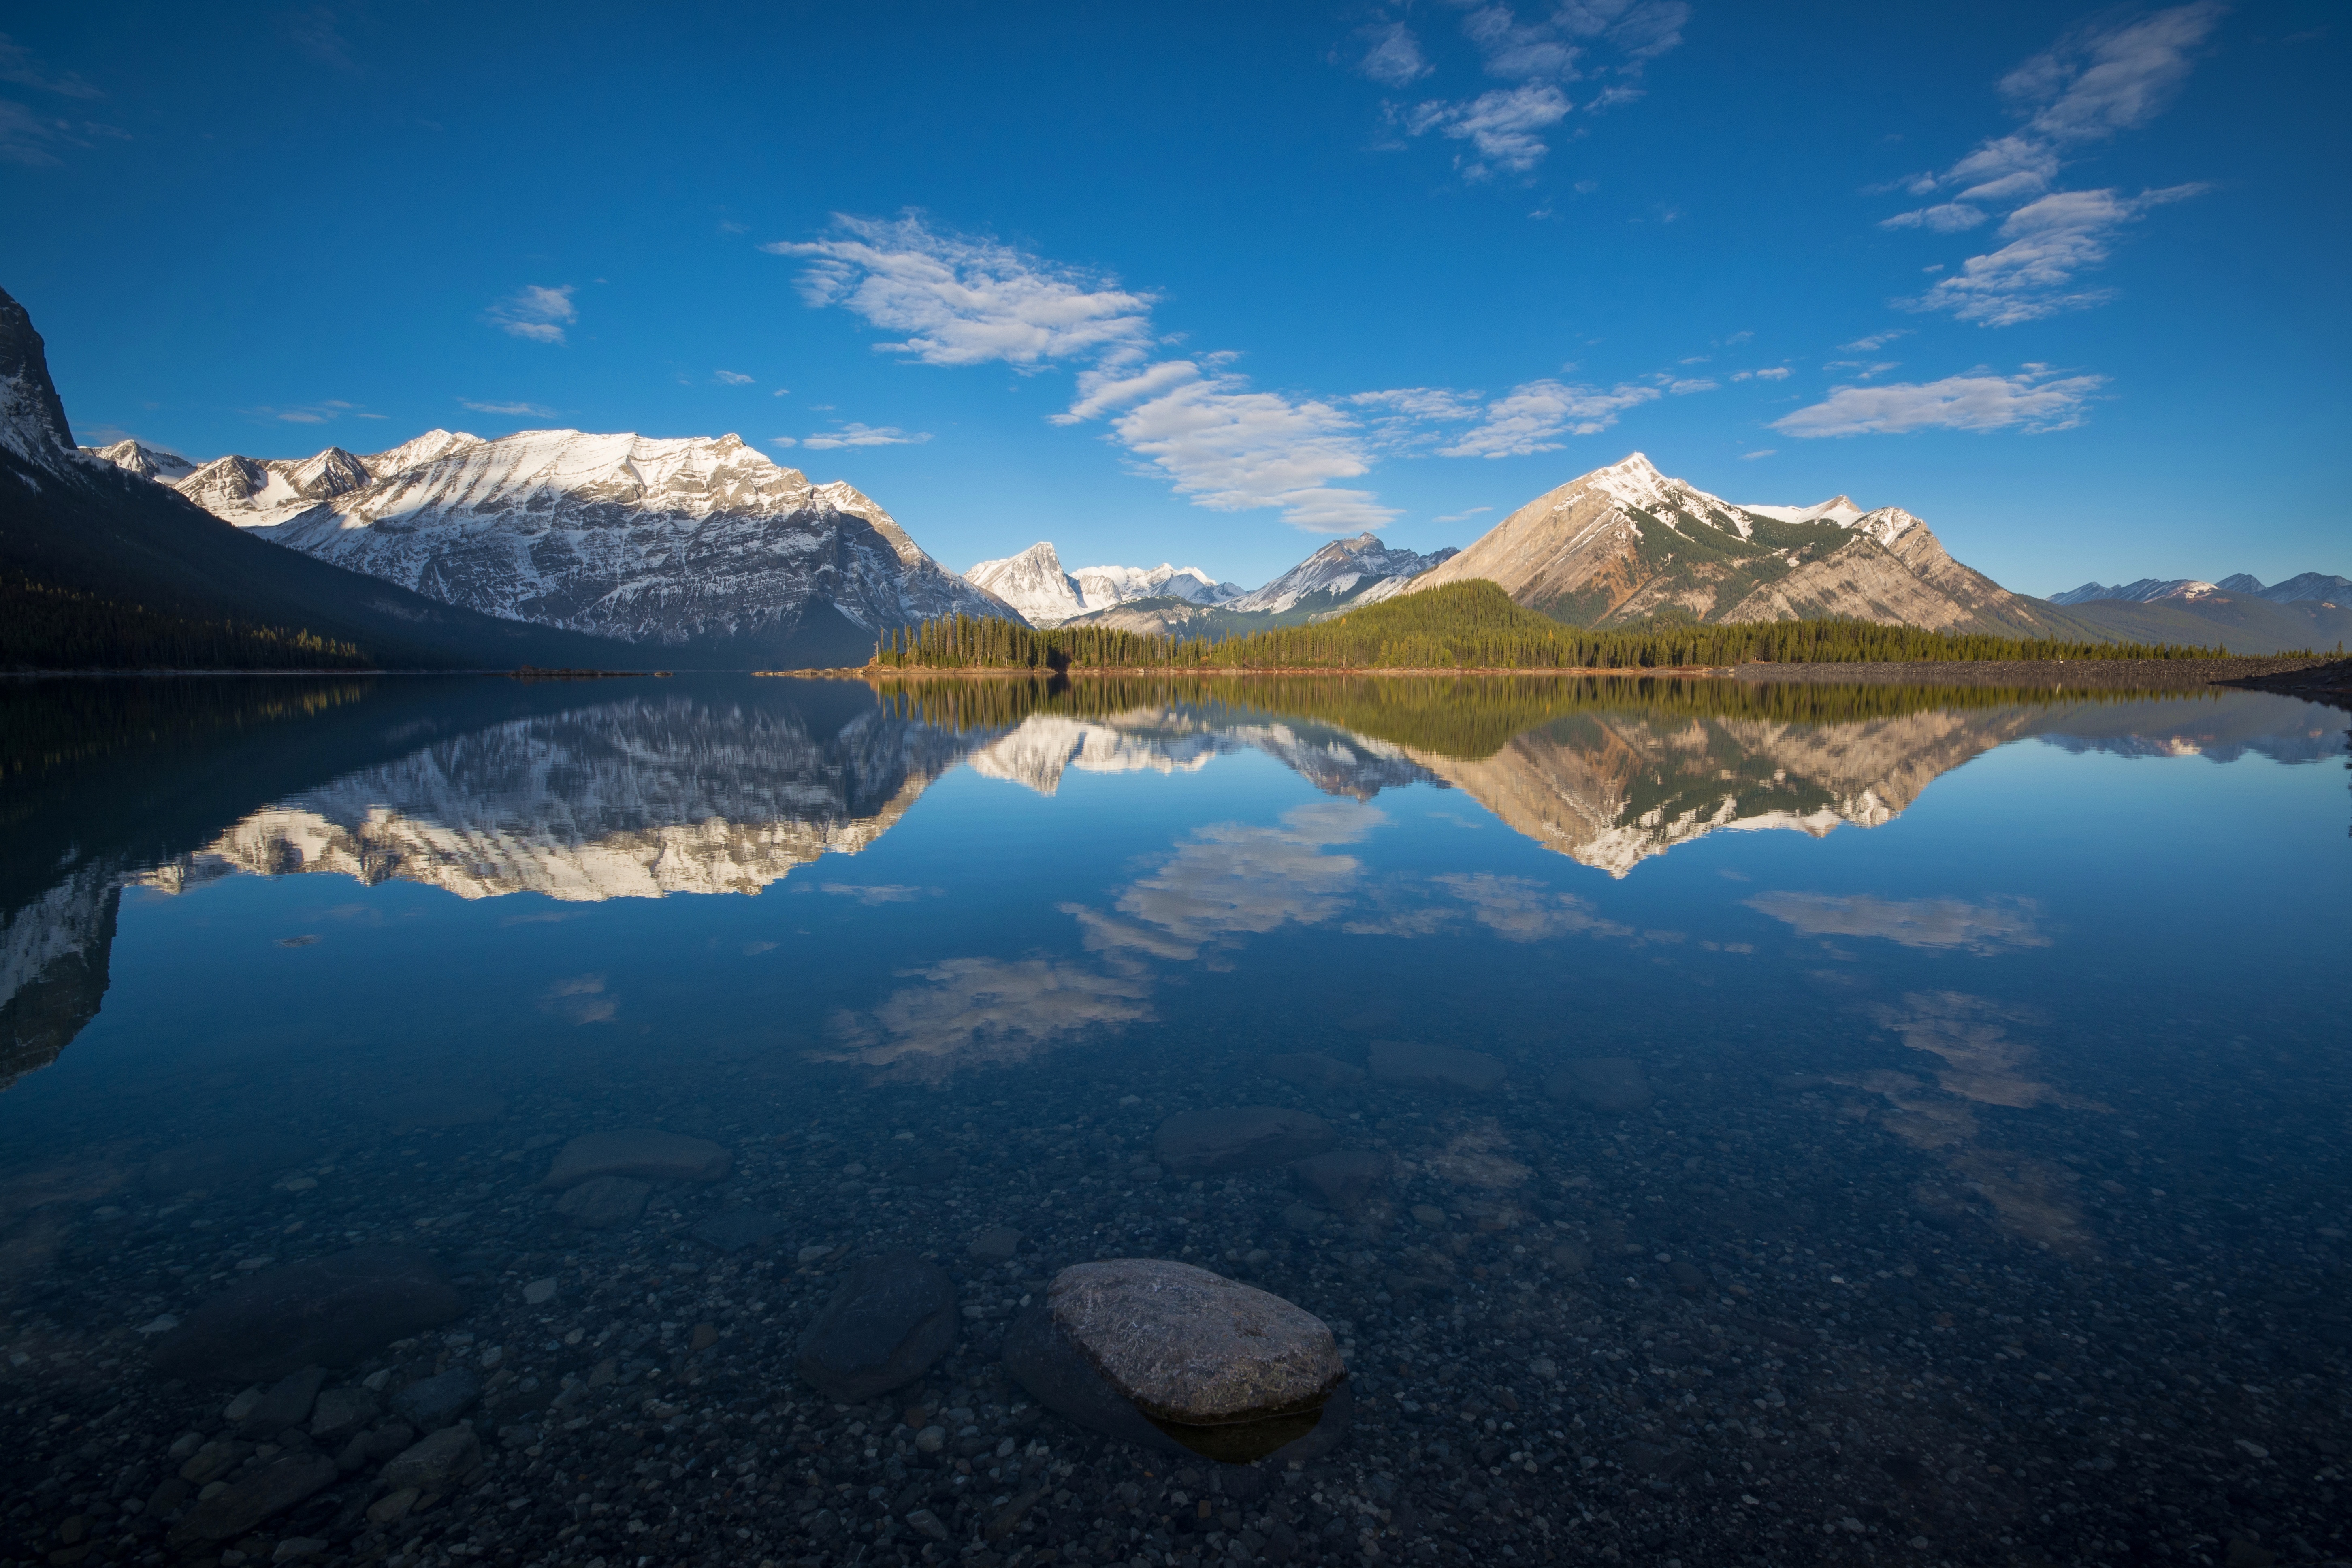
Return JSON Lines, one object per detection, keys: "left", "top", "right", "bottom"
{"left": 1666, "top": 376, "right": 1717, "bottom": 395}
{"left": 1880, "top": 202, "right": 1988, "bottom": 233}
{"left": 1431, "top": 872, "right": 1635, "bottom": 943}
{"left": 1749, "top": 892, "right": 2049, "bottom": 953}
{"left": 1839, "top": 330, "right": 1911, "bottom": 352}
{"left": 1434, "top": 505, "right": 1494, "bottom": 523}
{"left": 1404, "top": 83, "right": 1572, "bottom": 178}
{"left": 819, "top": 882, "right": 932, "bottom": 903}
{"left": 1055, "top": 358, "right": 1201, "bottom": 425}
{"left": 1438, "top": 378, "right": 1661, "bottom": 457}
{"left": 764, "top": 212, "right": 1155, "bottom": 369}
{"left": 1911, "top": 184, "right": 2206, "bottom": 324}
{"left": 1770, "top": 367, "right": 2106, "bottom": 438}
{"left": 1729, "top": 367, "right": 1791, "bottom": 381}
{"left": 1350, "top": 386, "right": 1485, "bottom": 422}
{"left": 1739, "top": 449, "right": 1776, "bottom": 460}
{"left": 486, "top": 284, "right": 577, "bottom": 345}
{"left": 1883, "top": 6, "right": 2221, "bottom": 326}
{"left": 0, "top": 99, "right": 124, "bottom": 165}
{"left": 798, "top": 423, "right": 931, "bottom": 450}
{"left": 460, "top": 399, "right": 557, "bottom": 416}
{"left": 1357, "top": 21, "right": 1432, "bottom": 85}
{"left": 714, "top": 369, "right": 754, "bottom": 385}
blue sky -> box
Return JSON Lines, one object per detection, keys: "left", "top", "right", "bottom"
{"left": 2, "top": 2, "right": 2342, "bottom": 593}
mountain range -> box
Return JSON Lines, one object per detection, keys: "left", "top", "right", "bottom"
{"left": 964, "top": 540, "right": 1241, "bottom": 626}
{"left": 2044, "top": 573, "right": 2350, "bottom": 654}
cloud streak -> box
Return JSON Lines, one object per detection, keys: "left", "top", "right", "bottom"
{"left": 1770, "top": 367, "right": 2105, "bottom": 437}
{"left": 486, "top": 285, "right": 577, "bottom": 345}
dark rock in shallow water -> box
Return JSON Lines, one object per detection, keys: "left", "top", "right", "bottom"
{"left": 167, "top": 1452, "right": 337, "bottom": 1545}
{"left": 380, "top": 1425, "right": 482, "bottom": 1490}
{"left": 234, "top": 1365, "right": 326, "bottom": 1436}
{"left": 1547, "top": 1057, "right": 1653, "bottom": 1112}
{"left": 142, "top": 1134, "right": 320, "bottom": 1197}
{"left": 1292, "top": 1150, "right": 1391, "bottom": 1215}
{"left": 1261, "top": 1054, "right": 1365, "bottom": 1091}
{"left": 553, "top": 1175, "right": 650, "bottom": 1229}
{"left": 152, "top": 1247, "right": 463, "bottom": 1383}
{"left": 392, "top": 1366, "right": 481, "bottom": 1428}
{"left": 1004, "top": 1259, "right": 1348, "bottom": 1464}
{"left": 795, "top": 1253, "right": 957, "bottom": 1401}
{"left": 691, "top": 1207, "right": 786, "bottom": 1253}
{"left": 541, "top": 1127, "right": 732, "bottom": 1188}
{"left": 1154, "top": 1107, "right": 1334, "bottom": 1177}
{"left": 1369, "top": 1041, "right": 1507, "bottom": 1094}
{"left": 309, "top": 1384, "right": 379, "bottom": 1441}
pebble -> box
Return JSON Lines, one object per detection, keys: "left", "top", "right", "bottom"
{"left": 540, "top": 1127, "right": 733, "bottom": 1188}
{"left": 233, "top": 1365, "right": 326, "bottom": 1436}
{"left": 151, "top": 1246, "right": 463, "bottom": 1382}
{"left": 522, "top": 1276, "right": 558, "bottom": 1305}
{"left": 794, "top": 1252, "right": 957, "bottom": 1401}
{"left": 1153, "top": 1105, "right": 1335, "bottom": 1176}
{"left": 307, "top": 1385, "right": 378, "bottom": 1441}
{"left": 688, "top": 1207, "right": 785, "bottom": 1252}
{"left": 390, "top": 1365, "right": 481, "bottom": 1428}
{"left": 1369, "top": 1040, "right": 1508, "bottom": 1094}
{"left": 966, "top": 1225, "right": 1024, "bottom": 1260}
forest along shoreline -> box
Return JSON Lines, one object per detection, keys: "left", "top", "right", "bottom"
{"left": 763, "top": 653, "right": 2345, "bottom": 696}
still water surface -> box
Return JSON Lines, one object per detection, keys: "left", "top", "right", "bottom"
{"left": 1, "top": 674, "right": 2346, "bottom": 1568}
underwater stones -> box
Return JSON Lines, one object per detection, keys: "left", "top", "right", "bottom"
{"left": 1292, "top": 1150, "right": 1391, "bottom": 1215}
{"left": 142, "top": 1135, "right": 320, "bottom": 1197}
{"left": 309, "top": 1385, "right": 379, "bottom": 1441}
{"left": 690, "top": 1207, "right": 785, "bottom": 1253}
{"left": 967, "top": 1226, "right": 1024, "bottom": 1261}
{"left": 795, "top": 1252, "right": 958, "bottom": 1402}
{"left": 1261, "top": 1053, "right": 1366, "bottom": 1091}
{"left": 1369, "top": 1041, "right": 1506, "bottom": 1094}
{"left": 540, "top": 1128, "right": 731, "bottom": 1189}
{"left": 1548, "top": 1057, "right": 1653, "bottom": 1112}
{"left": 1153, "top": 1107, "right": 1334, "bottom": 1177}
{"left": 380, "top": 1424, "right": 482, "bottom": 1491}
{"left": 152, "top": 1247, "right": 464, "bottom": 1383}
{"left": 552, "top": 1175, "right": 650, "bottom": 1229}
{"left": 1003, "top": 1259, "right": 1349, "bottom": 1464}
{"left": 167, "top": 1452, "right": 339, "bottom": 1545}
{"left": 391, "top": 1365, "right": 480, "bottom": 1428}
{"left": 233, "top": 1365, "right": 326, "bottom": 1436}
{"left": 365, "top": 1087, "right": 505, "bottom": 1127}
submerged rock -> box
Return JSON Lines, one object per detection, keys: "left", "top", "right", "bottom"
{"left": 1261, "top": 1054, "right": 1365, "bottom": 1091}
{"left": 380, "top": 1425, "right": 482, "bottom": 1491}
{"left": 391, "top": 1366, "right": 481, "bottom": 1429}
{"left": 233, "top": 1365, "right": 326, "bottom": 1436}
{"left": 1369, "top": 1041, "right": 1507, "bottom": 1094}
{"left": 553, "top": 1175, "right": 651, "bottom": 1229}
{"left": 1292, "top": 1150, "right": 1391, "bottom": 1215}
{"left": 1153, "top": 1107, "right": 1334, "bottom": 1177}
{"left": 541, "top": 1128, "right": 732, "bottom": 1188}
{"left": 152, "top": 1247, "right": 464, "bottom": 1383}
{"left": 1003, "top": 1259, "right": 1348, "bottom": 1464}
{"left": 795, "top": 1253, "right": 957, "bottom": 1401}
{"left": 142, "top": 1135, "right": 320, "bottom": 1197}
{"left": 167, "top": 1453, "right": 337, "bottom": 1545}
{"left": 691, "top": 1207, "right": 786, "bottom": 1253}
{"left": 1548, "top": 1057, "right": 1653, "bottom": 1112}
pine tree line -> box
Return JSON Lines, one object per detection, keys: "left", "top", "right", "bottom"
{"left": 871, "top": 581, "right": 2230, "bottom": 672}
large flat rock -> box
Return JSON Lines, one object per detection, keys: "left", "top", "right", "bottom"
{"left": 151, "top": 1246, "right": 465, "bottom": 1383}
{"left": 1153, "top": 1107, "right": 1333, "bottom": 1177}
{"left": 542, "top": 1128, "right": 732, "bottom": 1189}
{"left": 795, "top": 1253, "right": 957, "bottom": 1402}
{"left": 1012, "top": 1259, "right": 1346, "bottom": 1463}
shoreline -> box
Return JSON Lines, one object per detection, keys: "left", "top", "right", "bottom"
{"left": 763, "top": 654, "right": 2341, "bottom": 692}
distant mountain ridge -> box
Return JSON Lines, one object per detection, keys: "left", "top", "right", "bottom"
{"left": 1404, "top": 452, "right": 2076, "bottom": 638}
{"left": 98, "top": 424, "right": 1021, "bottom": 667}
{"left": 964, "top": 540, "right": 1239, "bottom": 627}
{"left": 2041, "top": 573, "right": 2348, "bottom": 655}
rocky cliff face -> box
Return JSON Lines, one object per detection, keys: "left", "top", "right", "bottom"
{"left": 1407, "top": 453, "right": 2073, "bottom": 636}
{"left": 0, "top": 286, "right": 79, "bottom": 473}
{"left": 144, "top": 427, "right": 1022, "bottom": 666}
{"left": 1222, "top": 533, "right": 1458, "bottom": 615}
{"left": 966, "top": 541, "right": 1239, "bottom": 627}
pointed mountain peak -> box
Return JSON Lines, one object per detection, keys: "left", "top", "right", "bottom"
{"left": 0, "top": 284, "right": 79, "bottom": 471}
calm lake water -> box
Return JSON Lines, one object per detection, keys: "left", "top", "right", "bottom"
{"left": 1, "top": 673, "right": 2346, "bottom": 1568}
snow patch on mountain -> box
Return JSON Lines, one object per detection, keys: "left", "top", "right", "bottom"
{"left": 2049, "top": 578, "right": 2224, "bottom": 606}
{"left": 79, "top": 439, "right": 198, "bottom": 483}
{"left": 966, "top": 540, "right": 1241, "bottom": 627}
{"left": 1224, "top": 532, "right": 1459, "bottom": 615}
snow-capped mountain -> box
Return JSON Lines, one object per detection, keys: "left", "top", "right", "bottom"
{"left": 2049, "top": 578, "right": 2225, "bottom": 606}
{"left": 2222, "top": 572, "right": 2352, "bottom": 604}
{"left": 964, "top": 540, "right": 1240, "bottom": 627}
{"left": 79, "top": 438, "right": 198, "bottom": 483}
{"left": 1406, "top": 453, "right": 2069, "bottom": 636}
{"left": 0, "top": 289, "right": 79, "bottom": 476}
{"left": 1222, "top": 533, "right": 1459, "bottom": 615}
{"left": 149, "top": 427, "right": 1021, "bottom": 666}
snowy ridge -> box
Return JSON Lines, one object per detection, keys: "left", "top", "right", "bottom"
{"left": 966, "top": 541, "right": 1240, "bottom": 627}
{"left": 1740, "top": 495, "right": 1865, "bottom": 527}
{"left": 2049, "top": 578, "right": 2225, "bottom": 606}
{"left": 149, "top": 426, "right": 1018, "bottom": 654}
{"left": 79, "top": 439, "right": 198, "bottom": 482}
{"left": 1224, "top": 532, "right": 1459, "bottom": 615}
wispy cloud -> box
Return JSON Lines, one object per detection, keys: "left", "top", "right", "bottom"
{"left": 460, "top": 399, "right": 557, "bottom": 416}
{"left": 1880, "top": 4, "right": 2222, "bottom": 325}
{"left": 1382, "top": 0, "right": 1689, "bottom": 180}
{"left": 0, "top": 98, "right": 126, "bottom": 166}
{"left": 1840, "top": 330, "right": 1911, "bottom": 352}
{"left": 1739, "top": 449, "right": 1776, "bottom": 460}
{"left": 782, "top": 423, "right": 931, "bottom": 451}
{"left": 1729, "top": 367, "right": 1791, "bottom": 381}
{"left": 250, "top": 399, "right": 377, "bottom": 426}
{"left": 486, "top": 284, "right": 577, "bottom": 345}
{"left": 1749, "top": 892, "right": 2049, "bottom": 954}
{"left": 0, "top": 32, "right": 104, "bottom": 98}
{"left": 1437, "top": 378, "right": 1661, "bottom": 457}
{"left": 714, "top": 369, "right": 754, "bottom": 385}
{"left": 764, "top": 212, "right": 1155, "bottom": 369}
{"left": 1434, "top": 505, "right": 1494, "bottom": 523}
{"left": 1770, "top": 366, "right": 2105, "bottom": 438}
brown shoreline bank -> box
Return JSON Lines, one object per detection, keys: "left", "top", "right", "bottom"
{"left": 764, "top": 653, "right": 2345, "bottom": 699}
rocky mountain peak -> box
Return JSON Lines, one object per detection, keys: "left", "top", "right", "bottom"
{"left": 0, "top": 284, "right": 77, "bottom": 471}
{"left": 81, "top": 438, "right": 198, "bottom": 482}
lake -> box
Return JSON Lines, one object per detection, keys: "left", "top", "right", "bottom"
{"left": 2, "top": 672, "right": 2346, "bottom": 1568}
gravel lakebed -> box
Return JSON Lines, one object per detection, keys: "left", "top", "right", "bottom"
{"left": 2, "top": 1036, "right": 2346, "bottom": 1568}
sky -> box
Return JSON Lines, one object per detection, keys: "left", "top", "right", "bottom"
{"left": 1, "top": 1, "right": 2343, "bottom": 595}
